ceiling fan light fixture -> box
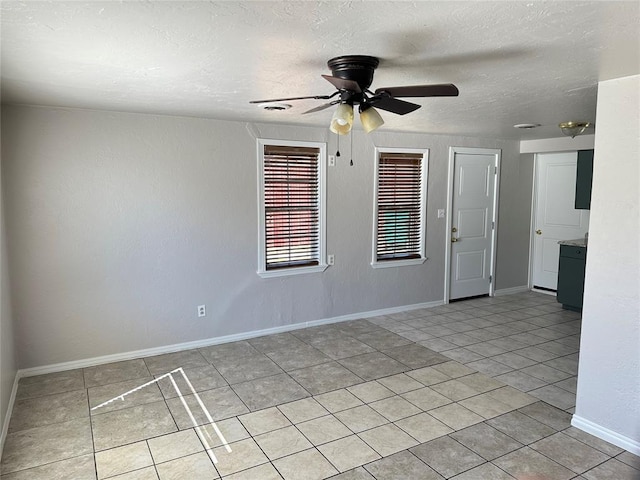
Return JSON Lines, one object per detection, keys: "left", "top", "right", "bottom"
{"left": 559, "top": 121, "right": 592, "bottom": 138}
{"left": 250, "top": 56, "right": 459, "bottom": 133}
{"left": 359, "top": 105, "right": 384, "bottom": 133}
{"left": 330, "top": 103, "right": 354, "bottom": 135}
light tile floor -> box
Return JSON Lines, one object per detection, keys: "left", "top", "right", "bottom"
{"left": 2, "top": 292, "right": 639, "bottom": 479}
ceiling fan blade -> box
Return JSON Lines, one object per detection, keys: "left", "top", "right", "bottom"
{"left": 302, "top": 101, "right": 340, "bottom": 115}
{"left": 321, "top": 75, "right": 361, "bottom": 93}
{"left": 250, "top": 94, "right": 334, "bottom": 104}
{"left": 374, "top": 83, "right": 459, "bottom": 98}
{"left": 369, "top": 97, "right": 421, "bottom": 115}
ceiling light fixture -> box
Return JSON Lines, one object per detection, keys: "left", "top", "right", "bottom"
{"left": 329, "top": 102, "right": 384, "bottom": 135}
{"left": 330, "top": 103, "right": 354, "bottom": 135}
{"left": 559, "top": 121, "right": 592, "bottom": 138}
{"left": 513, "top": 123, "right": 541, "bottom": 129}
{"left": 359, "top": 104, "right": 385, "bottom": 133}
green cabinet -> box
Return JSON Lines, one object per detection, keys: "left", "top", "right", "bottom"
{"left": 557, "top": 244, "right": 587, "bottom": 311}
{"left": 575, "top": 149, "right": 594, "bottom": 209}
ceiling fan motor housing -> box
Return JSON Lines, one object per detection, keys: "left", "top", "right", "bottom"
{"left": 327, "top": 55, "right": 379, "bottom": 91}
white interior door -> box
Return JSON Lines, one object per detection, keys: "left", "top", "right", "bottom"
{"left": 532, "top": 152, "right": 590, "bottom": 290}
{"left": 449, "top": 150, "right": 498, "bottom": 300}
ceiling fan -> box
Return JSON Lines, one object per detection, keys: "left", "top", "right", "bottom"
{"left": 250, "top": 55, "right": 459, "bottom": 134}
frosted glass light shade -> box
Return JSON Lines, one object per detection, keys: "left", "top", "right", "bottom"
{"left": 559, "top": 121, "right": 591, "bottom": 138}
{"left": 330, "top": 104, "right": 354, "bottom": 135}
{"left": 360, "top": 106, "right": 384, "bottom": 133}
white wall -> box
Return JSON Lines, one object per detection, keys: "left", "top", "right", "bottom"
{"left": 520, "top": 134, "right": 595, "bottom": 154}
{"left": 2, "top": 105, "right": 528, "bottom": 369}
{"left": 573, "top": 75, "right": 640, "bottom": 453}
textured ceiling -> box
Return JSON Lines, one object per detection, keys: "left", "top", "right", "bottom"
{"left": 1, "top": 1, "right": 639, "bottom": 139}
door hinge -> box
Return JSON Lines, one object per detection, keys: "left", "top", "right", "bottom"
{"left": 492, "top": 221, "right": 495, "bottom": 230}
{"left": 489, "top": 275, "right": 492, "bottom": 283}
{"left": 494, "top": 166, "right": 497, "bottom": 174}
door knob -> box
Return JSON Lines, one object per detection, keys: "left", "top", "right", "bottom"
{"left": 536, "top": 229, "right": 542, "bottom": 235}
{"left": 452, "top": 237, "right": 459, "bottom": 243}
{"left": 452, "top": 227, "right": 457, "bottom": 233}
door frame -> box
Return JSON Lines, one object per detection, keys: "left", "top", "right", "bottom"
{"left": 444, "top": 146, "right": 502, "bottom": 303}
{"left": 528, "top": 153, "right": 541, "bottom": 291}
{"left": 528, "top": 152, "right": 579, "bottom": 294}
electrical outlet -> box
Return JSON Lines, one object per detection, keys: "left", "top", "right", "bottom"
{"left": 328, "top": 155, "right": 336, "bottom": 167}
{"left": 197, "top": 305, "right": 206, "bottom": 317}
{"left": 328, "top": 254, "right": 335, "bottom": 265}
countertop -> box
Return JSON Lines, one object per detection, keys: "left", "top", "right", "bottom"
{"left": 558, "top": 238, "right": 587, "bottom": 247}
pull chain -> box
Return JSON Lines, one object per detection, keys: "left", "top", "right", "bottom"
{"left": 336, "top": 134, "right": 341, "bottom": 157}
{"left": 349, "top": 130, "right": 354, "bottom": 166}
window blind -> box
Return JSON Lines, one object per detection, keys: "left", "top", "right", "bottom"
{"left": 263, "top": 145, "right": 320, "bottom": 270}
{"left": 376, "top": 152, "right": 424, "bottom": 261}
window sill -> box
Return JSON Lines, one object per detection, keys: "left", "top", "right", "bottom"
{"left": 257, "top": 263, "right": 329, "bottom": 278}
{"left": 371, "top": 257, "right": 427, "bottom": 269}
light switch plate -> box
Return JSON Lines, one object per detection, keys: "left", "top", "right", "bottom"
{"left": 437, "top": 209, "right": 445, "bottom": 218}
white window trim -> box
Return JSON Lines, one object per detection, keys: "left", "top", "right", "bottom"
{"left": 257, "top": 138, "right": 328, "bottom": 278}
{"left": 371, "top": 147, "right": 429, "bottom": 269}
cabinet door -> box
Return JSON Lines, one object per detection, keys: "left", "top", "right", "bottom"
{"left": 575, "top": 149, "right": 594, "bottom": 209}
{"left": 557, "top": 255, "right": 586, "bottom": 309}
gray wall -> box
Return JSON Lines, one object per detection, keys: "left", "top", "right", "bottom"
{"left": 1, "top": 144, "right": 17, "bottom": 444}
{"left": 2, "top": 105, "right": 530, "bottom": 369}
{"left": 498, "top": 152, "right": 534, "bottom": 289}
{"left": 574, "top": 74, "right": 639, "bottom": 449}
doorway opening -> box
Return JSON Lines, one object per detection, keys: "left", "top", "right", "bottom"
{"left": 529, "top": 152, "right": 589, "bottom": 291}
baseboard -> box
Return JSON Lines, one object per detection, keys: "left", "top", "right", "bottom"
{"left": 19, "top": 324, "right": 306, "bottom": 377}
{"left": 305, "top": 299, "right": 444, "bottom": 328}
{"left": 493, "top": 285, "right": 530, "bottom": 296}
{"left": 0, "top": 371, "right": 21, "bottom": 458}
{"left": 19, "top": 299, "right": 445, "bottom": 379}
{"left": 571, "top": 414, "right": 640, "bottom": 455}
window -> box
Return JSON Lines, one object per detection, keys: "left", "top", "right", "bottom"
{"left": 258, "top": 139, "right": 327, "bottom": 277}
{"left": 372, "top": 148, "right": 428, "bottom": 268}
